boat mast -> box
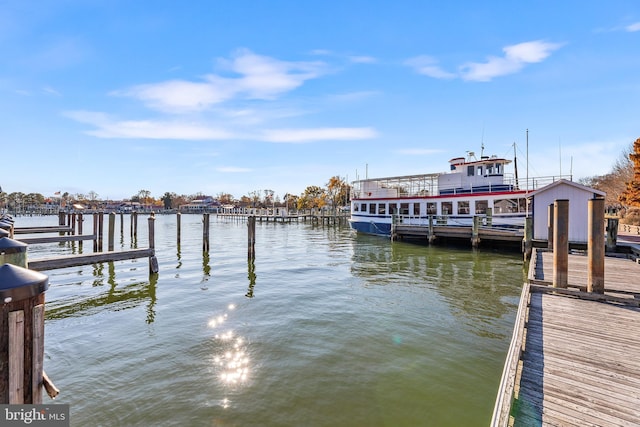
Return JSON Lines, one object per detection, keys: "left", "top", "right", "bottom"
{"left": 513, "top": 142, "right": 519, "bottom": 190}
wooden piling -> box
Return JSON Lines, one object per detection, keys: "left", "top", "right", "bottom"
{"left": 93, "top": 213, "right": 98, "bottom": 252}
{"left": 131, "top": 212, "right": 138, "bottom": 239}
{"left": 587, "top": 198, "right": 605, "bottom": 293}
{"left": 176, "top": 212, "right": 181, "bottom": 245}
{"left": 606, "top": 217, "right": 619, "bottom": 252}
{"left": 108, "top": 212, "right": 115, "bottom": 251}
{"left": 553, "top": 199, "right": 569, "bottom": 288}
{"left": 58, "top": 211, "right": 65, "bottom": 226}
{"left": 547, "top": 203, "right": 554, "bottom": 249}
{"left": 248, "top": 216, "right": 256, "bottom": 260}
{"left": 120, "top": 212, "right": 124, "bottom": 235}
{"left": 71, "top": 213, "right": 76, "bottom": 235}
{"left": 97, "top": 212, "right": 104, "bottom": 252}
{"left": 148, "top": 214, "right": 158, "bottom": 274}
{"left": 0, "top": 265, "right": 49, "bottom": 404}
{"left": 471, "top": 215, "right": 481, "bottom": 247}
{"left": 523, "top": 217, "right": 533, "bottom": 261}
{"left": 203, "top": 213, "right": 210, "bottom": 252}
{"left": 428, "top": 215, "right": 436, "bottom": 244}
{"left": 77, "top": 213, "right": 83, "bottom": 250}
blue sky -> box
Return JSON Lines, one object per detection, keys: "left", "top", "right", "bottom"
{"left": 2, "top": 0, "right": 639, "bottom": 201}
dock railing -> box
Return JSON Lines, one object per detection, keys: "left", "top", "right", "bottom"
{"left": 490, "top": 281, "right": 531, "bottom": 427}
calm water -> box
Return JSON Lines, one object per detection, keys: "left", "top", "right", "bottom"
{"left": 18, "top": 214, "right": 524, "bottom": 426}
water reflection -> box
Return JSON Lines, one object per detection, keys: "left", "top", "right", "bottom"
{"left": 201, "top": 251, "right": 211, "bottom": 289}
{"left": 350, "top": 235, "right": 523, "bottom": 337}
{"left": 207, "top": 303, "right": 250, "bottom": 405}
{"left": 245, "top": 260, "right": 256, "bottom": 298}
{"left": 46, "top": 262, "right": 158, "bottom": 322}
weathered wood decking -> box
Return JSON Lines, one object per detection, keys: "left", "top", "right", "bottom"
{"left": 493, "top": 248, "right": 640, "bottom": 426}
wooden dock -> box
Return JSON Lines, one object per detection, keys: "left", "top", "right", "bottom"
{"left": 492, "top": 248, "right": 640, "bottom": 426}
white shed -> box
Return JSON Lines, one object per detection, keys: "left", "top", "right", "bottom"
{"left": 530, "top": 179, "right": 605, "bottom": 244}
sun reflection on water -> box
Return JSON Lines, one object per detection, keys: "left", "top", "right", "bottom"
{"left": 208, "top": 303, "right": 250, "bottom": 396}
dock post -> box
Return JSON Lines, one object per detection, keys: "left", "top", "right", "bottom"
{"left": 97, "top": 211, "right": 104, "bottom": 252}
{"left": 553, "top": 199, "right": 569, "bottom": 288}
{"left": 588, "top": 198, "right": 605, "bottom": 293}
{"left": 523, "top": 217, "right": 533, "bottom": 261}
{"left": 248, "top": 216, "right": 256, "bottom": 260}
{"left": 108, "top": 212, "right": 115, "bottom": 251}
{"left": 78, "top": 213, "right": 84, "bottom": 250}
{"left": 606, "top": 217, "right": 619, "bottom": 252}
{"left": 0, "top": 264, "right": 51, "bottom": 403}
{"left": 547, "top": 203, "right": 555, "bottom": 249}
{"left": 58, "top": 211, "right": 65, "bottom": 227}
{"left": 203, "top": 213, "right": 210, "bottom": 252}
{"left": 486, "top": 207, "right": 493, "bottom": 226}
{"left": 0, "top": 238, "right": 28, "bottom": 268}
{"left": 176, "top": 212, "right": 181, "bottom": 245}
{"left": 71, "top": 213, "right": 76, "bottom": 235}
{"left": 148, "top": 214, "right": 158, "bottom": 274}
{"left": 471, "top": 215, "right": 481, "bottom": 248}
{"left": 428, "top": 215, "right": 435, "bottom": 244}
{"left": 132, "top": 212, "right": 138, "bottom": 240}
{"left": 120, "top": 212, "right": 124, "bottom": 235}
{"left": 92, "top": 213, "right": 98, "bottom": 252}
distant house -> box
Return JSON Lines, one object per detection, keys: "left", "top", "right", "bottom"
{"left": 179, "top": 196, "right": 220, "bottom": 212}
{"left": 529, "top": 179, "right": 606, "bottom": 244}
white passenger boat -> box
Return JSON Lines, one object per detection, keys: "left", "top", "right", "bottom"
{"left": 349, "top": 151, "right": 562, "bottom": 237}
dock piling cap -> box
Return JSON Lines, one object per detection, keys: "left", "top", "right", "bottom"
{"left": 0, "top": 237, "right": 28, "bottom": 254}
{"left": 0, "top": 264, "right": 49, "bottom": 303}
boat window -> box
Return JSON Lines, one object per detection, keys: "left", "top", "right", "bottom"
{"left": 494, "top": 198, "right": 526, "bottom": 214}
{"left": 369, "top": 203, "right": 376, "bottom": 214}
{"left": 389, "top": 203, "right": 398, "bottom": 215}
{"left": 378, "top": 203, "right": 386, "bottom": 215}
{"left": 442, "top": 201, "right": 452, "bottom": 215}
{"left": 477, "top": 166, "right": 483, "bottom": 176}
{"left": 475, "top": 200, "right": 488, "bottom": 214}
{"left": 413, "top": 203, "right": 420, "bottom": 216}
{"left": 360, "top": 203, "right": 366, "bottom": 212}
{"left": 427, "top": 202, "right": 437, "bottom": 214}
{"left": 458, "top": 201, "right": 470, "bottom": 215}
{"left": 353, "top": 203, "right": 359, "bottom": 212}
{"left": 467, "top": 166, "right": 474, "bottom": 176}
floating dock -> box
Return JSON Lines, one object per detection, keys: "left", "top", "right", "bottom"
{"left": 492, "top": 248, "right": 640, "bottom": 426}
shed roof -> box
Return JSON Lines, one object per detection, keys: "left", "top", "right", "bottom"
{"left": 529, "top": 179, "right": 605, "bottom": 198}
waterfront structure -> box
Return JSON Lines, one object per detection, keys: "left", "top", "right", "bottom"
{"left": 349, "top": 151, "right": 568, "bottom": 238}
{"left": 529, "top": 179, "right": 606, "bottom": 244}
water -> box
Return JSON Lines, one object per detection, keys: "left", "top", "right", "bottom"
{"left": 17, "top": 214, "right": 524, "bottom": 426}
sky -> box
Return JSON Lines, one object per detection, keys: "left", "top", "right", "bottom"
{"left": 1, "top": 0, "right": 639, "bottom": 201}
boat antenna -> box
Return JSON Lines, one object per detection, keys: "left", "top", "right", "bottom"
{"left": 513, "top": 142, "right": 519, "bottom": 190}
{"left": 559, "top": 137, "right": 562, "bottom": 178}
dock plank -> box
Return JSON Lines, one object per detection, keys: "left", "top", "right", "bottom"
{"left": 493, "top": 248, "right": 640, "bottom": 426}
{"left": 28, "top": 249, "right": 154, "bottom": 271}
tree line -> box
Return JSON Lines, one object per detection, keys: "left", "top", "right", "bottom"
{"left": 580, "top": 137, "right": 640, "bottom": 225}
{"left": 0, "top": 176, "right": 351, "bottom": 214}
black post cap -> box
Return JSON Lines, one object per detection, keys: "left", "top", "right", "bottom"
{"left": 0, "top": 237, "right": 27, "bottom": 254}
{"left": 0, "top": 264, "right": 49, "bottom": 303}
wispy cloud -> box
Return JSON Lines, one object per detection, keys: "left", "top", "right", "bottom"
{"left": 261, "top": 127, "right": 377, "bottom": 143}
{"left": 349, "top": 55, "right": 377, "bottom": 64}
{"left": 64, "top": 111, "right": 234, "bottom": 140}
{"left": 626, "top": 22, "right": 640, "bottom": 32}
{"left": 64, "top": 111, "right": 377, "bottom": 143}
{"left": 405, "top": 55, "right": 456, "bottom": 79}
{"left": 406, "top": 40, "right": 564, "bottom": 82}
{"left": 114, "top": 49, "right": 327, "bottom": 114}
{"left": 461, "top": 40, "right": 564, "bottom": 81}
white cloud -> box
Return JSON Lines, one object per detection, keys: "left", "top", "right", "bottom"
{"left": 407, "top": 40, "right": 563, "bottom": 82}
{"left": 261, "top": 127, "right": 377, "bottom": 143}
{"left": 405, "top": 55, "right": 456, "bottom": 79}
{"left": 64, "top": 110, "right": 233, "bottom": 140}
{"left": 115, "top": 49, "right": 327, "bottom": 114}
{"left": 626, "top": 22, "right": 640, "bottom": 32}
{"left": 460, "top": 40, "right": 564, "bottom": 82}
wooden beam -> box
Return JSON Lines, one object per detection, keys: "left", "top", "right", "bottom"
{"left": 28, "top": 248, "right": 155, "bottom": 271}
{"left": 18, "top": 235, "right": 97, "bottom": 244}
{"left": 8, "top": 310, "right": 24, "bottom": 404}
